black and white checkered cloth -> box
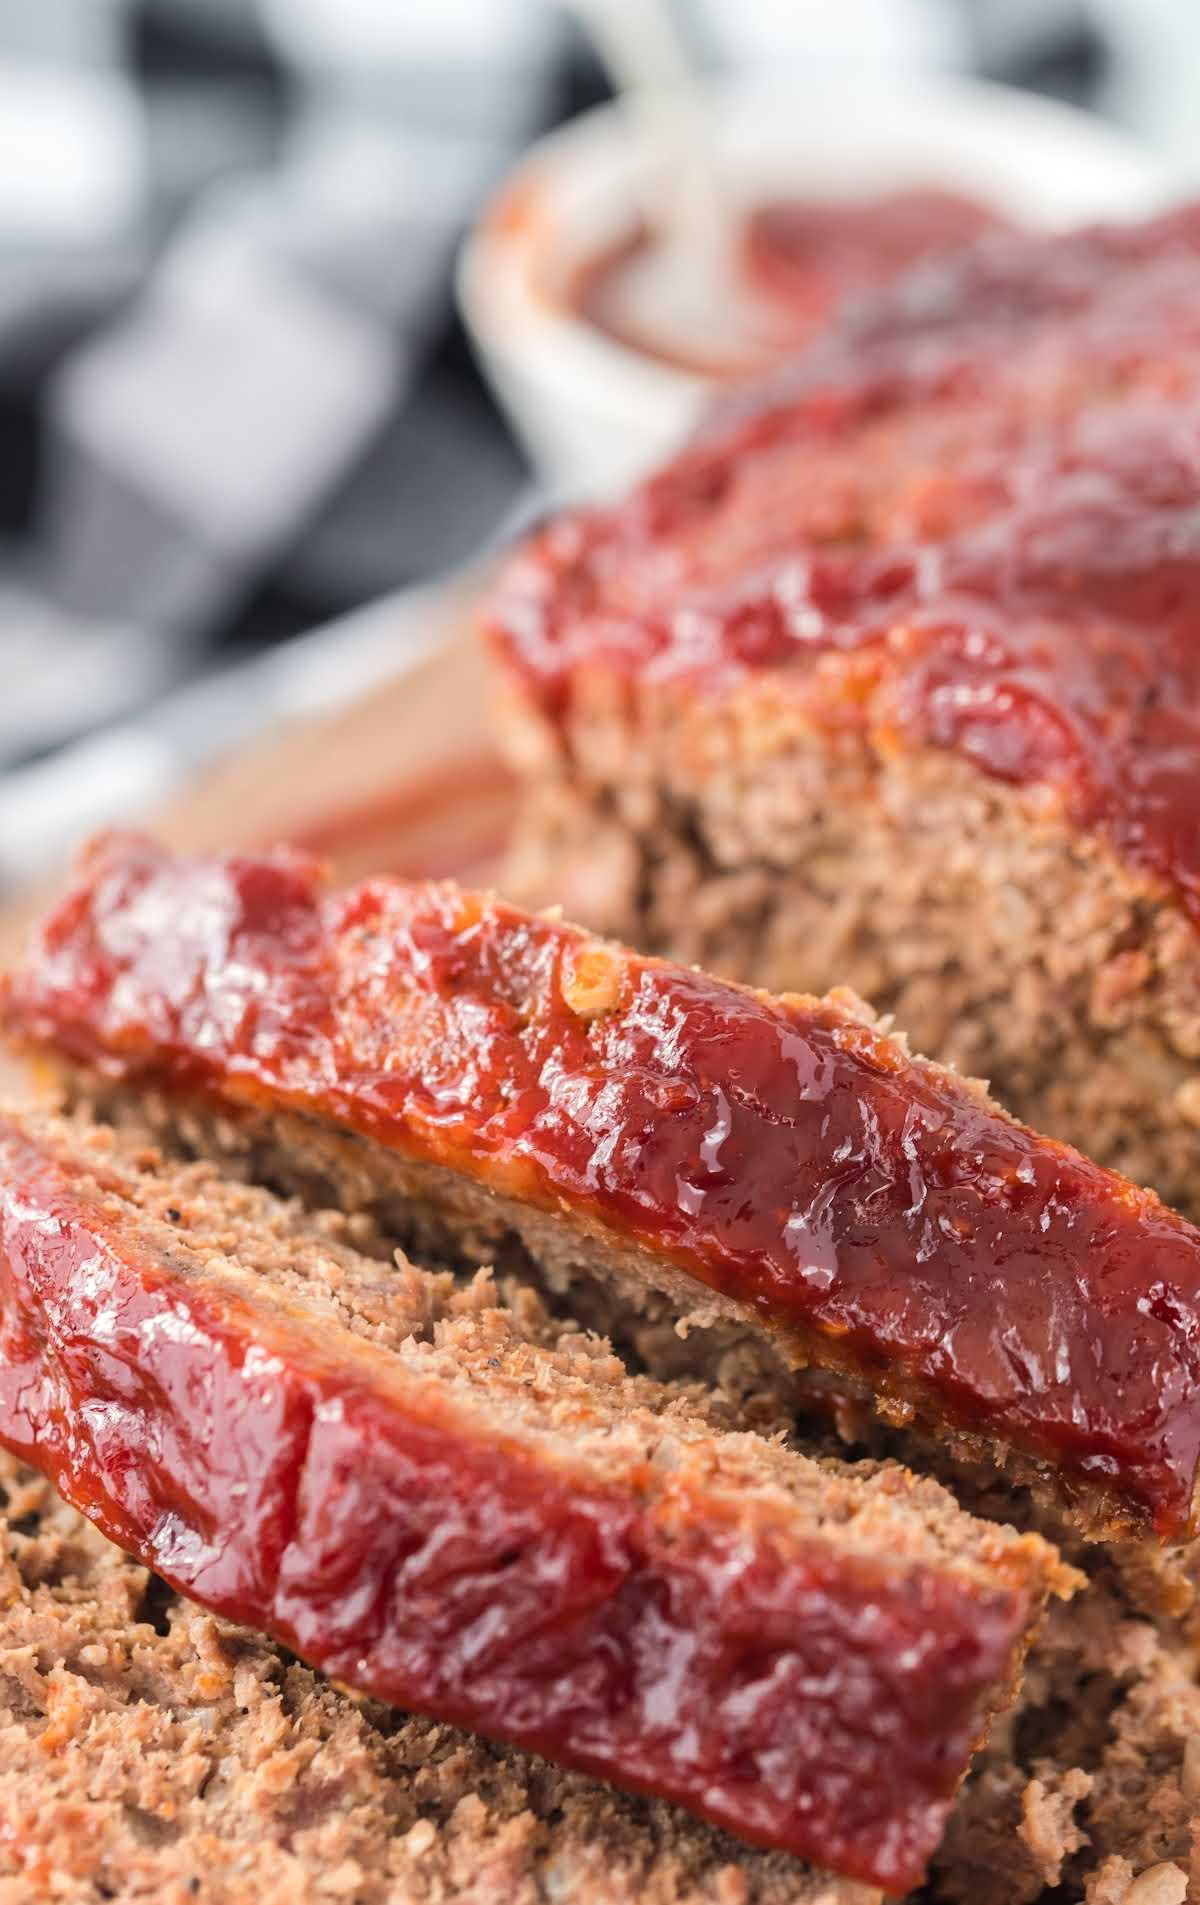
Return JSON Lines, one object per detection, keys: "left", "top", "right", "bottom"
{"left": 0, "top": 0, "right": 1101, "bottom": 891}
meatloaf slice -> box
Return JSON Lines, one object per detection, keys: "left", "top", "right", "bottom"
{"left": 0, "top": 1104, "right": 1066, "bottom": 1895}
{"left": 0, "top": 1452, "right": 885, "bottom": 1905}
{"left": 3, "top": 1453, "right": 1193, "bottom": 1905}
{"left": 8, "top": 835, "right": 1200, "bottom": 1549}
{"left": 483, "top": 205, "right": 1200, "bottom": 1225}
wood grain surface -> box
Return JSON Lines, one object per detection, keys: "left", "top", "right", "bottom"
{"left": 0, "top": 615, "right": 514, "bottom": 967}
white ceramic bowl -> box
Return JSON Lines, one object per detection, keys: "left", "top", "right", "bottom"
{"left": 458, "top": 74, "right": 1177, "bottom": 499}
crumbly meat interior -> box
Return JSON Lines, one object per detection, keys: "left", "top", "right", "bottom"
{"left": 929, "top": 1557, "right": 1200, "bottom": 1905}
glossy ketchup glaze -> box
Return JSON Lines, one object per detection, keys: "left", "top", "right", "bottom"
{"left": 9, "top": 835, "right": 1200, "bottom": 1541}
{"left": 487, "top": 206, "right": 1200, "bottom": 928}
{"left": 0, "top": 1112, "right": 1042, "bottom": 1894}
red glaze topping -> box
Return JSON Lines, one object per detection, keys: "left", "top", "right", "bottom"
{"left": 0, "top": 1112, "right": 1039, "bottom": 1893}
{"left": 10, "top": 834, "right": 1200, "bottom": 1540}
{"left": 487, "top": 206, "right": 1200, "bottom": 925}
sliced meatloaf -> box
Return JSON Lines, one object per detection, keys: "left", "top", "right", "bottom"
{"left": 8, "top": 836, "right": 1200, "bottom": 1550}
{"left": 0, "top": 1462, "right": 1192, "bottom": 1905}
{"left": 0, "top": 1104, "right": 1067, "bottom": 1894}
{"left": 482, "top": 204, "right": 1200, "bottom": 1224}
{"left": 0, "top": 1451, "right": 885, "bottom": 1905}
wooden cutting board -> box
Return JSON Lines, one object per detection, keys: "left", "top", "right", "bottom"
{"left": 0, "top": 621, "right": 516, "bottom": 966}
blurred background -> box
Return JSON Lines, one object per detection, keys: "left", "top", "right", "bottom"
{"left": 0, "top": 0, "right": 1192, "bottom": 895}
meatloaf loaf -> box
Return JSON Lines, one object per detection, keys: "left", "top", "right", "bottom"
{"left": 0, "top": 1451, "right": 1194, "bottom": 1905}
{"left": 482, "top": 203, "right": 1200, "bottom": 1223}
{"left": 0, "top": 1104, "right": 1066, "bottom": 1893}
{"left": 9, "top": 834, "right": 1200, "bottom": 1549}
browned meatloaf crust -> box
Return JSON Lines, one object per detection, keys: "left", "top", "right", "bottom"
{"left": 0, "top": 1105, "right": 1067, "bottom": 1894}
{"left": 10, "top": 835, "right": 1200, "bottom": 1550}
{"left": 482, "top": 204, "right": 1200, "bottom": 1223}
{"left": 0, "top": 1461, "right": 1192, "bottom": 1905}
